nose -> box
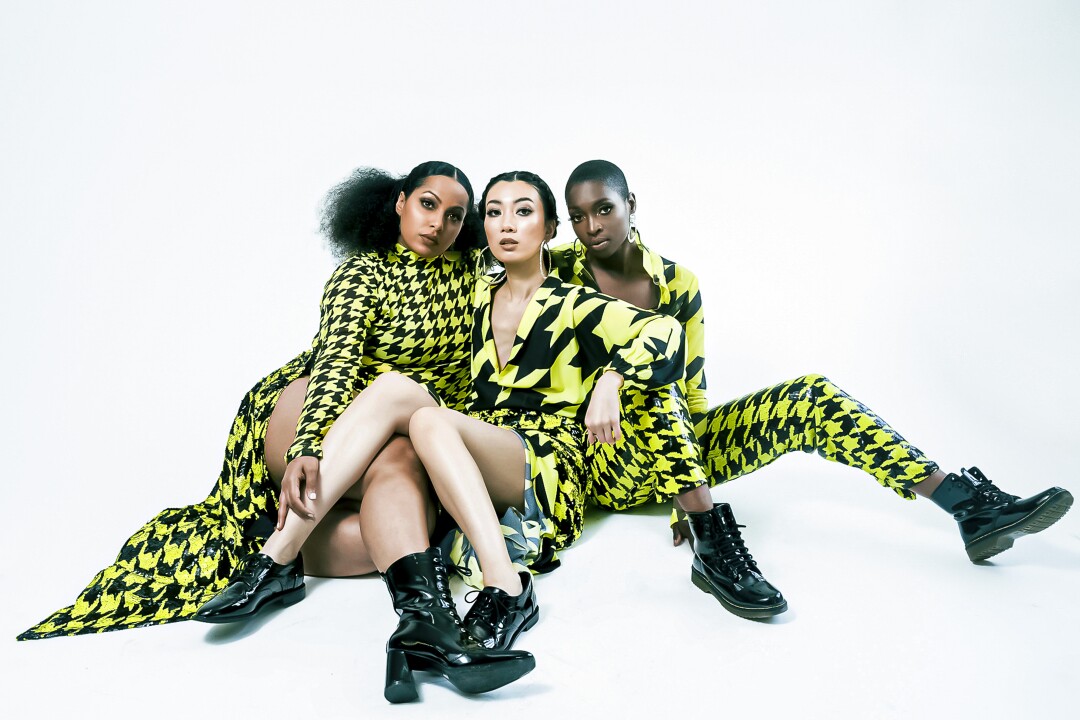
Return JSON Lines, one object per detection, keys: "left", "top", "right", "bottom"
{"left": 431, "top": 214, "right": 444, "bottom": 234}
{"left": 586, "top": 215, "right": 602, "bottom": 236}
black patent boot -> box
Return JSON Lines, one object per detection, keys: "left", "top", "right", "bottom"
{"left": 194, "top": 552, "right": 305, "bottom": 623}
{"left": 687, "top": 503, "right": 787, "bottom": 619}
{"left": 381, "top": 547, "right": 535, "bottom": 704}
{"left": 930, "top": 467, "right": 1073, "bottom": 562}
{"left": 463, "top": 571, "right": 539, "bottom": 651}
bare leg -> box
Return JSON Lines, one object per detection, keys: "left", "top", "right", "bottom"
{"left": 359, "top": 435, "right": 437, "bottom": 572}
{"left": 262, "top": 377, "right": 434, "bottom": 574}
{"left": 267, "top": 375, "right": 374, "bottom": 575}
{"left": 675, "top": 483, "right": 714, "bottom": 513}
{"left": 911, "top": 469, "right": 947, "bottom": 499}
{"left": 409, "top": 406, "right": 528, "bottom": 595}
{"left": 265, "top": 376, "right": 310, "bottom": 485}
{"left": 261, "top": 372, "right": 436, "bottom": 562}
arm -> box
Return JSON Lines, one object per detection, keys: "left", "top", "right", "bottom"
{"left": 676, "top": 269, "right": 708, "bottom": 419}
{"left": 287, "top": 254, "right": 379, "bottom": 461}
{"left": 573, "top": 287, "right": 686, "bottom": 443}
{"left": 579, "top": 294, "right": 685, "bottom": 393}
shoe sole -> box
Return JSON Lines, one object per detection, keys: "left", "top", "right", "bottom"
{"left": 965, "top": 489, "right": 1074, "bottom": 563}
{"left": 193, "top": 584, "right": 306, "bottom": 624}
{"left": 501, "top": 606, "right": 540, "bottom": 650}
{"left": 386, "top": 649, "right": 536, "bottom": 699}
{"left": 691, "top": 568, "right": 788, "bottom": 619}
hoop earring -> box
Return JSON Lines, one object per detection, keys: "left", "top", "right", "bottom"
{"left": 541, "top": 241, "right": 552, "bottom": 277}
{"left": 478, "top": 246, "right": 506, "bottom": 285}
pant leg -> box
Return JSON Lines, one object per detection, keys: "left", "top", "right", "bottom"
{"left": 694, "top": 374, "right": 938, "bottom": 500}
{"left": 589, "top": 383, "right": 709, "bottom": 510}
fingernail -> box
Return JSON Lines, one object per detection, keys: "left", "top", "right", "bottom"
{"left": 308, "top": 492, "right": 317, "bottom": 500}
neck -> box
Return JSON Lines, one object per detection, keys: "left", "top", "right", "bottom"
{"left": 501, "top": 259, "right": 546, "bottom": 301}
{"left": 588, "top": 236, "right": 643, "bottom": 276}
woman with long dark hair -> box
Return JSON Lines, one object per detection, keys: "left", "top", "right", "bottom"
{"left": 20, "top": 160, "right": 538, "bottom": 702}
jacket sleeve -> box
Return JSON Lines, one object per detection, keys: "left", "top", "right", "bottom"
{"left": 675, "top": 269, "right": 708, "bottom": 418}
{"left": 571, "top": 287, "right": 686, "bottom": 392}
{"left": 286, "top": 254, "right": 379, "bottom": 461}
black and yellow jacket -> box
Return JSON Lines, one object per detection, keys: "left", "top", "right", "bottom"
{"left": 470, "top": 274, "right": 686, "bottom": 421}
{"left": 550, "top": 235, "right": 706, "bottom": 418}
{"left": 288, "top": 244, "right": 476, "bottom": 460}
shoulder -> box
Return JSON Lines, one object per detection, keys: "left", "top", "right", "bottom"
{"left": 548, "top": 243, "right": 581, "bottom": 281}
{"left": 651, "top": 250, "right": 699, "bottom": 291}
{"left": 322, "top": 252, "right": 387, "bottom": 295}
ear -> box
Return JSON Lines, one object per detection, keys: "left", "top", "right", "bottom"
{"left": 545, "top": 220, "right": 557, "bottom": 241}
{"left": 395, "top": 191, "right": 406, "bottom": 216}
{"left": 627, "top": 192, "right": 637, "bottom": 216}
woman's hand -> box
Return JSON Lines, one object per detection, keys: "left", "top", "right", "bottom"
{"left": 277, "top": 456, "right": 320, "bottom": 528}
{"left": 584, "top": 371, "right": 624, "bottom": 445}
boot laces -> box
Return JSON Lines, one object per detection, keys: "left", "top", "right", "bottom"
{"left": 464, "top": 588, "right": 512, "bottom": 634}
{"left": 430, "top": 554, "right": 466, "bottom": 627}
{"left": 720, "top": 524, "right": 760, "bottom": 577}
{"left": 961, "top": 468, "right": 1016, "bottom": 506}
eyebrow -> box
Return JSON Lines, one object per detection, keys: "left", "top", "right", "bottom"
{"left": 567, "top": 197, "right": 613, "bottom": 212}
{"left": 513, "top": 197, "right": 535, "bottom": 204}
{"left": 421, "top": 190, "right": 442, "bottom": 203}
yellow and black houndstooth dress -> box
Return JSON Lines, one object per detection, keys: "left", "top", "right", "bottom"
{"left": 550, "top": 236, "right": 938, "bottom": 512}
{"left": 19, "top": 244, "right": 477, "bottom": 640}
{"left": 444, "top": 275, "right": 685, "bottom": 585}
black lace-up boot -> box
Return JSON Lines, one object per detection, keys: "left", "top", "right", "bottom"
{"left": 687, "top": 503, "right": 787, "bottom": 619}
{"left": 930, "top": 467, "right": 1072, "bottom": 562}
{"left": 462, "top": 571, "right": 539, "bottom": 650}
{"left": 381, "top": 547, "right": 535, "bottom": 703}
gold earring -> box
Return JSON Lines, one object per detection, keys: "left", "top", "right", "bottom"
{"left": 478, "top": 246, "right": 506, "bottom": 284}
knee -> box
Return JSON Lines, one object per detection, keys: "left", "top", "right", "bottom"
{"left": 369, "top": 436, "right": 425, "bottom": 483}
{"left": 796, "top": 373, "right": 839, "bottom": 395}
{"left": 359, "top": 436, "right": 427, "bottom": 498}
{"left": 409, "top": 405, "right": 450, "bottom": 439}
{"left": 367, "top": 371, "right": 411, "bottom": 396}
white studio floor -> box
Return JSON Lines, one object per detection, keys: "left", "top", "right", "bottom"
{"left": 6, "top": 456, "right": 1078, "bottom": 720}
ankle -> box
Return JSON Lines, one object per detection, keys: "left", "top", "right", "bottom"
{"left": 260, "top": 535, "right": 302, "bottom": 565}
{"left": 487, "top": 574, "right": 523, "bottom": 597}
{"left": 912, "top": 469, "right": 948, "bottom": 500}
{"left": 675, "top": 485, "right": 714, "bottom": 513}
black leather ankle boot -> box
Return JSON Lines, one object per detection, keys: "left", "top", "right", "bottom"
{"left": 930, "top": 467, "right": 1072, "bottom": 562}
{"left": 381, "top": 547, "right": 535, "bottom": 704}
{"left": 463, "top": 571, "right": 539, "bottom": 650}
{"left": 687, "top": 503, "right": 787, "bottom": 619}
{"left": 194, "top": 552, "right": 305, "bottom": 623}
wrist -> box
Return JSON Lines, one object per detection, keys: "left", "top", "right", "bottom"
{"left": 599, "top": 371, "right": 624, "bottom": 390}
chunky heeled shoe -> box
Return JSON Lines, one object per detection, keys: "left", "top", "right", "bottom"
{"left": 194, "top": 552, "right": 305, "bottom": 623}
{"left": 930, "top": 467, "right": 1073, "bottom": 562}
{"left": 687, "top": 503, "right": 787, "bottom": 619}
{"left": 462, "top": 571, "right": 539, "bottom": 650}
{"left": 381, "top": 548, "right": 535, "bottom": 704}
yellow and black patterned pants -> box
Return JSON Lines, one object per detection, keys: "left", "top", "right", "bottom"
{"left": 18, "top": 352, "right": 314, "bottom": 640}
{"left": 590, "top": 374, "right": 938, "bottom": 510}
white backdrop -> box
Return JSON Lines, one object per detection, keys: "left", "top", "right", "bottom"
{"left": 2, "top": 2, "right": 1078, "bottom": 719}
